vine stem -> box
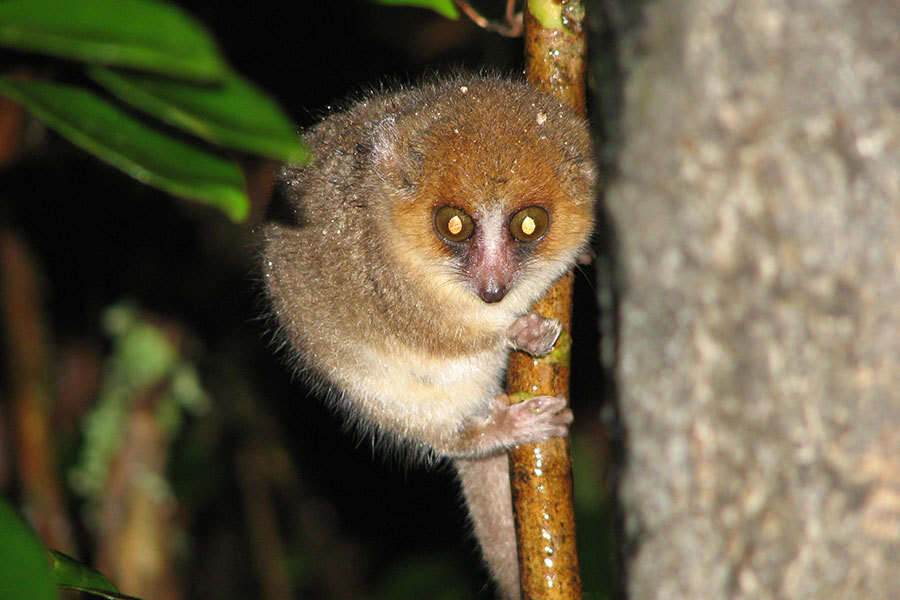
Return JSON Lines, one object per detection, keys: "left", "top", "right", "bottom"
{"left": 507, "top": 1, "right": 588, "bottom": 598}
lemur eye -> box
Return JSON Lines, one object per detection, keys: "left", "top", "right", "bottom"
{"left": 434, "top": 206, "right": 475, "bottom": 242}
{"left": 509, "top": 206, "right": 549, "bottom": 242}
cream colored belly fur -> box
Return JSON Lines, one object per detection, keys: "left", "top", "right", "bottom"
{"left": 334, "top": 343, "right": 509, "bottom": 440}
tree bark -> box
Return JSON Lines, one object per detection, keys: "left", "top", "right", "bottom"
{"left": 605, "top": 0, "right": 900, "bottom": 597}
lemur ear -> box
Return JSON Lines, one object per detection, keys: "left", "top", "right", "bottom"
{"left": 371, "top": 117, "right": 425, "bottom": 195}
{"left": 558, "top": 151, "right": 597, "bottom": 185}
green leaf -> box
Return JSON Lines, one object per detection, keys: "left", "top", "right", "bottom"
{"left": 374, "top": 0, "right": 460, "bottom": 20}
{"left": 0, "top": 77, "right": 248, "bottom": 221}
{"left": 0, "top": 500, "right": 57, "bottom": 600}
{"left": 0, "top": 0, "right": 228, "bottom": 82}
{"left": 50, "top": 550, "right": 141, "bottom": 600}
{"left": 89, "top": 66, "right": 308, "bottom": 164}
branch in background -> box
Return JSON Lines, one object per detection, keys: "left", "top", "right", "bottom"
{"left": 79, "top": 310, "right": 200, "bottom": 600}
{"left": 96, "top": 385, "right": 181, "bottom": 600}
{"left": 53, "top": 341, "right": 104, "bottom": 440}
{"left": 229, "top": 386, "right": 365, "bottom": 600}
{"left": 236, "top": 442, "right": 293, "bottom": 600}
{"left": 454, "top": 0, "right": 522, "bottom": 37}
{"left": 93, "top": 318, "right": 189, "bottom": 600}
{"left": 276, "top": 450, "right": 366, "bottom": 599}
{"left": 507, "top": 1, "right": 587, "bottom": 598}
{"left": 0, "top": 90, "right": 25, "bottom": 166}
{"left": 0, "top": 231, "right": 77, "bottom": 555}
{"left": 0, "top": 402, "right": 9, "bottom": 492}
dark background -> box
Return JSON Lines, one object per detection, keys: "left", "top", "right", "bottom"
{"left": 1, "top": 1, "right": 616, "bottom": 598}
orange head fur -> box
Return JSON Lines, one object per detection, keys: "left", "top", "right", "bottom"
{"left": 373, "top": 77, "right": 595, "bottom": 312}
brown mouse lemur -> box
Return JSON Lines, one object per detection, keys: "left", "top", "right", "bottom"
{"left": 261, "top": 74, "right": 595, "bottom": 600}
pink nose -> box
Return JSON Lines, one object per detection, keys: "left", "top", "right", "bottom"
{"left": 466, "top": 226, "right": 516, "bottom": 304}
{"left": 478, "top": 279, "right": 508, "bottom": 303}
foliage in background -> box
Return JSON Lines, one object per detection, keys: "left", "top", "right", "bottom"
{"left": 0, "top": 0, "right": 307, "bottom": 221}
{"left": 0, "top": 500, "right": 140, "bottom": 599}
{"left": 50, "top": 549, "right": 141, "bottom": 600}
{"left": 69, "top": 303, "right": 209, "bottom": 514}
{"left": 374, "top": 0, "right": 460, "bottom": 20}
{"left": 0, "top": 500, "right": 57, "bottom": 600}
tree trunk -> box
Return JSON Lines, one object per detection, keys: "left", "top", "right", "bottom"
{"left": 605, "top": 0, "right": 900, "bottom": 597}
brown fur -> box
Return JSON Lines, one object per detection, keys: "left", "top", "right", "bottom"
{"left": 262, "top": 74, "right": 595, "bottom": 599}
